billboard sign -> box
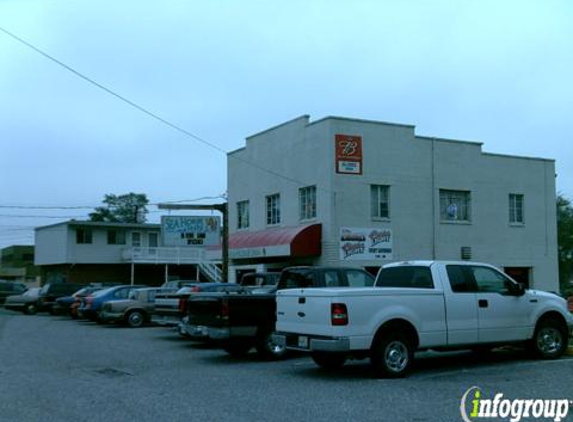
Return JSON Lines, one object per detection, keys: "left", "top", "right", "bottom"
{"left": 161, "top": 216, "right": 221, "bottom": 247}
{"left": 339, "top": 227, "right": 393, "bottom": 260}
{"left": 335, "top": 134, "right": 363, "bottom": 175}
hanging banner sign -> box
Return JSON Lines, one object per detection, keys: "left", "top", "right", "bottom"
{"left": 339, "top": 227, "right": 393, "bottom": 260}
{"left": 335, "top": 134, "right": 363, "bottom": 175}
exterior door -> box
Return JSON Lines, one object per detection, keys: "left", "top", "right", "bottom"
{"left": 469, "top": 265, "right": 533, "bottom": 343}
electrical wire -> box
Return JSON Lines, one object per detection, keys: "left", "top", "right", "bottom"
{"left": 0, "top": 26, "right": 333, "bottom": 194}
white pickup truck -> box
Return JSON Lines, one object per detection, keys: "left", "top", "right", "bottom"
{"left": 274, "top": 261, "right": 573, "bottom": 377}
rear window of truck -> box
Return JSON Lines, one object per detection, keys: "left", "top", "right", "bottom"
{"left": 376, "top": 266, "right": 434, "bottom": 288}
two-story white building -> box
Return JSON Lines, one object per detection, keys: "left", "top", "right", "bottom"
{"left": 35, "top": 220, "right": 221, "bottom": 285}
{"left": 226, "top": 115, "right": 559, "bottom": 291}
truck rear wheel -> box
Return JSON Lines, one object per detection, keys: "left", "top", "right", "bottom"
{"left": 530, "top": 318, "right": 568, "bottom": 359}
{"left": 370, "top": 332, "right": 414, "bottom": 378}
{"left": 255, "top": 330, "right": 288, "bottom": 360}
{"left": 223, "top": 340, "right": 253, "bottom": 357}
{"left": 311, "top": 352, "right": 347, "bottom": 369}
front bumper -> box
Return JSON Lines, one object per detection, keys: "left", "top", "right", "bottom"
{"left": 273, "top": 332, "right": 351, "bottom": 353}
{"left": 99, "top": 311, "right": 124, "bottom": 323}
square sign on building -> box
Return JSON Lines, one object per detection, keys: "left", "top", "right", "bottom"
{"left": 161, "top": 216, "right": 221, "bottom": 247}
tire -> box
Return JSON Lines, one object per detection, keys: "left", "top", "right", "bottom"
{"left": 311, "top": 352, "right": 347, "bottom": 369}
{"left": 370, "top": 332, "right": 414, "bottom": 378}
{"left": 126, "top": 311, "right": 145, "bottom": 328}
{"left": 23, "top": 303, "right": 37, "bottom": 315}
{"left": 255, "top": 330, "right": 288, "bottom": 360}
{"left": 223, "top": 340, "right": 253, "bottom": 357}
{"left": 530, "top": 318, "right": 568, "bottom": 359}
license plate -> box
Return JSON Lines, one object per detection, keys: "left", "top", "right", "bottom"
{"left": 297, "top": 336, "right": 309, "bottom": 349}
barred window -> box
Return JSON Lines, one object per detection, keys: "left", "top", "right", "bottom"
{"left": 509, "top": 194, "right": 524, "bottom": 224}
{"left": 440, "top": 190, "right": 471, "bottom": 222}
{"left": 266, "top": 194, "right": 281, "bottom": 225}
{"left": 237, "top": 200, "right": 250, "bottom": 229}
{"left": 371, "top": 185, "right": 390, "bottom": 219}
{"left": 299, "top": 186, "right": 316, "bottom": 220}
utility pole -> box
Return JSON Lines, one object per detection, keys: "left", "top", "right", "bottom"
{"left": 157, "top": 203, "right": 228, "bottom": 282}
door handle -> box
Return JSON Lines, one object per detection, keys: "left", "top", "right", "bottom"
{"left": 298, "top": 297, "right": 306, "bottom": 304}
{"left": 478, "top": 299, "right": 489, "bottom": 308}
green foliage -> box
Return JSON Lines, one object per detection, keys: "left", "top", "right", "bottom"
{"left": 557, "top": 195, "right": 573, "bottom": 295}
{"left": 89, "top": 193, "right": 149, "bottom": 224}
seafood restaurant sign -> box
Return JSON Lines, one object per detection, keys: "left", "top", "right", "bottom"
{"left": 161, "top": 216, "right": 221, "bottom": 247}
{"left": 339, "top": 227, "right": 393, "bottom": 261}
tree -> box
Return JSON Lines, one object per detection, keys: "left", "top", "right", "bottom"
{"left": 557, "top": 194, "right": 573, "bottom": 294}
{"left": 89, "top": 193, "right": 149, "bottom": 224}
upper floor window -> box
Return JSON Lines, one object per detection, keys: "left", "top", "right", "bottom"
{"left": 509, "top": 194, "right": 524, "bottom": 224}
{"left": 107, "top": 230, "right": 126, "bottom": 245}
{"left": 371, "top": 185, "right": 390, "bottom": 220}
{"left": 440, "top": 189, "right": 471, "bottom": 222}
{"left": 266, "top": 194, "right": 281, "bottom": 225}
{"left": 237, "top": 200, "right": 250, "bottom": 229}
{"left": 76, "top": 228, "right": 93, "bottom": 244}
{"left": 299, "top": 186, "right": 317, "bottom": 220}
{"left": 131, "top": 232, "right": 141, "bottom": 247}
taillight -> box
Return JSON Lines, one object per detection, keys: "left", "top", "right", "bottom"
{"left": 221, "top": 298, "right": 229, "bottom": 320}
{"left": 178, "top": 298, "right": 187, "bottom": 314}
{"left": 331, "top": 303, "right": 348, "bottom": 326}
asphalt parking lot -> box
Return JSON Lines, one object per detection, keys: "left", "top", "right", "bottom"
{"left": 1, "top": 308, "right": 572, "bottom": 422}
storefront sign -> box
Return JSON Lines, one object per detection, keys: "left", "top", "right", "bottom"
{"left": 339, "top": 227, "right": 393, "bottom": 260}
{"left": 161, "top": 216, "right": 221, "bottom": 247}
{"left": 335, "top": 134, "right": 363, "bottom": 175}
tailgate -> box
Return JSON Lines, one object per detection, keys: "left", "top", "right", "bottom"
{"left": 276, "top": 289, "right": 336, "bottom": 336}
{"left": 187, "top": 294, "right": 225, "bottom": 327}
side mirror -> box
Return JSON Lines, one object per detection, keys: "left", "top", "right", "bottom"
{"left": 510, "top": 282, "right": 525, "bottom": 296}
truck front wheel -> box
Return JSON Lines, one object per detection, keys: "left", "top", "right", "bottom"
{"left": 311, "top": 352, "right": 347, "bottom": 369}
{"left": 370, "top": 332, "right": 414, "bottom": 378}
{"left": 530, "top": 318, "right": 568, "bottom": 359}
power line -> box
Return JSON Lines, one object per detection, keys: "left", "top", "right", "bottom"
{"left": 0, "top": 26, "right": 334, "bottom": 194}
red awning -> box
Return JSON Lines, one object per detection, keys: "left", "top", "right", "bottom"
{"left": 228, "top": 224, "right": 321, "bottom": 259}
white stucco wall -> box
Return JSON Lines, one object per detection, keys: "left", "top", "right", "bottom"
{"left": 227, "top": 115, "right": 559, "bottom": 291}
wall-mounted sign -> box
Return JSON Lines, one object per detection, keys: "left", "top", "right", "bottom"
{"left": 339, "top": 227, "right": 393, "bottom": 260}
{"left": 335, "top": 134, "right": 363, "bottom": 175}
{"left": 161, "top": 216, "right": 221, "bottom": 247}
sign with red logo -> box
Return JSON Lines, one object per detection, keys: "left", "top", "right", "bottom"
{"left": 335, "top": 134, "right": 363, "bottom": 175}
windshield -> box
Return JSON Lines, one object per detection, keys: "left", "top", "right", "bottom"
{"left": 93, "top": 287, "right": 115, "bottom": 297}
{"left": 23, "top": 288, "right": 40, "bottom": 297}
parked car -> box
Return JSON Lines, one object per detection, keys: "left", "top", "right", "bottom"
{"left": 274, "top": 260, "right": 573, "bottom": 377}
{"left": 0, "top": 280, "right": 27, "bottom": 305}
{"left": 152, "top": 282, "right": 243, "bottom": 326}
{"left": 77, "top": 285, "right": 147, "bottom": 322}
{"left": 186, "top": 267, "right": 375, "bottom": 360}
{"left": 51, "top": 286, "right": 102, "bottom": 316}
{"left": 178, "top": 273, "right": 280, "bottom": 340}
{"left": 37, "top": 283, "right": 82, "bottom": 314}
{"left": 99, "top": 287, "right": 164, "bottom": 328}
{"left": 4, "top": 288, "right": 41, "bottom": 314}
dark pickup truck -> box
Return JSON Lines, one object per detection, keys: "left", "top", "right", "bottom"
{"left": 185, "top": 266, "right": 375, "bottom": 360}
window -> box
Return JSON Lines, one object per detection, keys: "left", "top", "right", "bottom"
{"left": 440, "top": 189, "right": 471, "bottom": 222}
{"left": 107, "top": 230, "right": 126, "bottom": 245}
{"left": 131, "top": 232, "right": 141, "bottom": 247}
{"left": 446, "top": 265, "right": 474, "bottom": 293}
{"left": 76, "top": 229, "right": 93, "bottom": 244}
{"left": 324, "top": 270, "right": 341, "bottom": 287}
{"left": 470, "top": 266, "right": 513, "bottom": 295}
{"left": 509, "top": 194, "right": 524, "bottom": 224}
{"left": 376, "top": 266, "right": 434, "bottom": 288}
{"left": 371, "top": 185, "right": 390, "bottom": 219}
{"left": 266, "top": 194, "right": 281, "bottom": 225}
{"left": 346, "top": 270, "right": 375, "bottom": 287}
{"left": 237, "top": 200, "right": 250, "bottom": 229}
{"left": 148, "top": 233, "right": 159, "bottom": 249}
{"left": 299, "top": 186, "right": 317, "bottom": 220}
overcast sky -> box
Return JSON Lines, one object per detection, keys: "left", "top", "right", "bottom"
{"left": 1, "top": 0, "right": 572, "bottom": 249}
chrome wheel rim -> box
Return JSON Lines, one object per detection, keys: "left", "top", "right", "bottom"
{"left": 267, "top": 336, "right": 286, "bottom": 356}
{"left": 537, "top": 327, "right": 562, "bottom": 355}
{"left": 385, "top": 340, "right": 409, "bottom": 372}
{"left": 129, "top": 313, "right": 143, "bottom": 327}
